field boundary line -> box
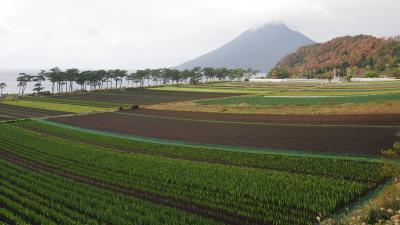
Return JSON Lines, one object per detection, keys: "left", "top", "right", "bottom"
{"left": 39, "top": 119, "right": 381, "bottom": 162}
{"left": 115, "top": 111, "right": 400, "bottom": 129}
{"left": 330, "top": 178, "right": 394, "bottom": 221}
{"left": 19, "top": 122, "right": 382, "bottom": 181}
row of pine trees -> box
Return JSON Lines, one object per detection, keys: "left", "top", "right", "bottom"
{"left": 16, "top": 67, "right": 258, "bottom": 95}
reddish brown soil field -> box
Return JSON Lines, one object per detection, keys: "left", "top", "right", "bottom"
{"left": 125, "top": 109, "right": 400, "bottom": 126}
{"left": 47, "top": 89, "right": 240, "bottom": 105}
{"left": 50, "top": 110, "right": 400, "bottom": 156}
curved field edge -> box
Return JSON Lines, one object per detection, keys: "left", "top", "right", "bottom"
{"left": 1, "top": 122, "right": 392, "bottom": 224}
{"left": 0, "top": 125, "right": 373, "bottom": 225}
{"left": 37, "top": 119, "right": 381, "bottom": 162}
{"left": 17, "top": 119, "right": 386, "bottom": 183}
{"left": 323, "top": 163, "right": 400, "bottom": 224}
{"left": 333, "top": 178, "right": 394, "bottom": 218}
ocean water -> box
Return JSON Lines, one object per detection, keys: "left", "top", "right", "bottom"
{"left": 0, "top": 69, "right": 135, "bottom": 94}
{"left": 0, "top": 69, "right": 44, "bottom": 94}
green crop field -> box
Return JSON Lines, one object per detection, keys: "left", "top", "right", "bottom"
{"left": 150, "top": 81, "right": 400, "bottom": 96}
{"left": 0, "top": 116, "right": 14, "bottom": 121}
{"left": 2, "top": 99, "right": 114, "bottom": 113}
{"left": 149, "top": 86, "right": 274, "bottom": 94}
{"left": 21, "top": 96, "right": 131, "bottom": 108}
{"left": 198, "top": 93, "right": 400, "bottom": 106}
{"left": 0, "top": 120, "right": 391, "bottom": 225}
{"left": 0, "top": 159, "right": 220, "bottom": 225}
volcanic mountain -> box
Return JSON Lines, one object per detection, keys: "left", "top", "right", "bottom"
{"left": 176, "top": 23, "right": 315, "bottom": 72}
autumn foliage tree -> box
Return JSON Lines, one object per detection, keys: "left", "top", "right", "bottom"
{"left": 273, "top": 35, "right": 400, "bottom": 78}
{"left": 268, "top": 67, "right": 290, "bottom": 79}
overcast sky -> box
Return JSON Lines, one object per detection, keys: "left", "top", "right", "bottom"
{"left": 0, "top": 0, "right": 399, "bottom": 70}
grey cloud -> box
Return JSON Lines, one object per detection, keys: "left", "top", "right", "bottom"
{"left": 0, "top": 0, "right": 398, "bottom": 70}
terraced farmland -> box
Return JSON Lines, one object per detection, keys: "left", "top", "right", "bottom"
{"left": 50, "top": 109, "right": 400, "bottom": 155}
{"left": 1, "top": 83, "right": 399, "bottom": 225}
{"left": 45, "top": 88, "right": 241, "bottom": 105}
{"left": 197, "top": 93, "right": 400, "bottom": 106}
{"left": 2, "top": 89, "right": 241, "bottom": 114}
{"left": 0, "top": 121, "right": 390, "bottom": 225}
{"left": 0, "top": 103, "right": 67, "bottom": 121}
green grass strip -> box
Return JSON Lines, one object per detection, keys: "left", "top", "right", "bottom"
{"left": 2, "top": 100, "right": 113, "bottom": 114}
{"left": 333, "top": 177, "right": 395, "bottom": 219}
{"left": 39, "top": 119, "right": 381, "bottom": 162}
{"left": 23, "top": 96, "right": 131, "bottom": 108}
{"left": 198, "top": 93, "right": 400, "bottom": 106}
{"left": 148, "top": 86, "right": 273, "bottom": 94}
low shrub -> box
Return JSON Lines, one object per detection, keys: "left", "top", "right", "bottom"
{"left": 345, "top": 75, "right": 352, "bottom": 82}
{"left": 365, "top": 71, "right": 379, "bottom": 78}
{"left": 382, "top": 142, "right": 400, "bottom": 159}
{"left": 367, "top": 208, "right": 390, "bottom": 224}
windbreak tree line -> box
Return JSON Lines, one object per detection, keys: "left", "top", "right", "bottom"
{"left": 0, "top": 82, "right": 6, "bottom": 96}
{"left": 16, "top": 67, "right": 258, "bottom": 95}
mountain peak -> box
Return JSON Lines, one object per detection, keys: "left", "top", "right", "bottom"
{"left": 255, "top": 23, "right": 289, "bottom": 30}
{"left": 176, "top": 23, "right": 314, "bottom": 72}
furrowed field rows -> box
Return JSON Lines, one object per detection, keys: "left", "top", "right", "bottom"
{"left": 0, "top": 103, "right": 66, "bottom": 121}
{"left": 0, "top": 123, "right": 379, "bottom": 225}
{"left": 45, "top": 89, "right": 241, "bottom": 105}
{"left": 2, "top": 99, "right": 113, "bottom": 114}
{"left": 197, "top": 93, "right": 400, "bottom": 106}
{"left": 50, "top": 111, "right": 398, "bottom": 155}
{"left": 0, "top": 159, "right": 221, "bottom": 225}
{"left": 0, "top": 150, "right": 251, "bottom": 225}
{"left": 21, "top": 96, "right": 129, "bottom": 108}
{"left": 19, "top": 120, "right": 385, "bottom": 183}
{"left": 115, "top": 109, "right": 400, "bottom": 126}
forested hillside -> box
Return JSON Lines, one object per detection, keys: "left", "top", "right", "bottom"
{"left": 272, "top": 35, "right": 400, "bottom": 78}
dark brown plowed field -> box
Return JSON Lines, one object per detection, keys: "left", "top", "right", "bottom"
{"left": 0, "top": 103, "right": 67, "bottom": 121}
{"left": 124, "top": 109, "right": 400, "bottom": 126}
{"left": 50, "top": 110, "right": 400, "bottom": 156}
{"left": 47, "top": 89, "right": 240, "bottom": 105}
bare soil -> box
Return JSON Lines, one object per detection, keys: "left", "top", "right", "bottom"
{"left": 126, "top": 109, "right": 400, "bottom": 126}
{"left": 144, "top": 101, "right": 400, "bottom": 115}
{"left": 50, "top": 110, "right": 400, "bottom": 155}
{"left": 0, "top": 103, "right": 66, "bottom": 121}
{"left": 48, "top": 89, "right": 241, "bottom": 105}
